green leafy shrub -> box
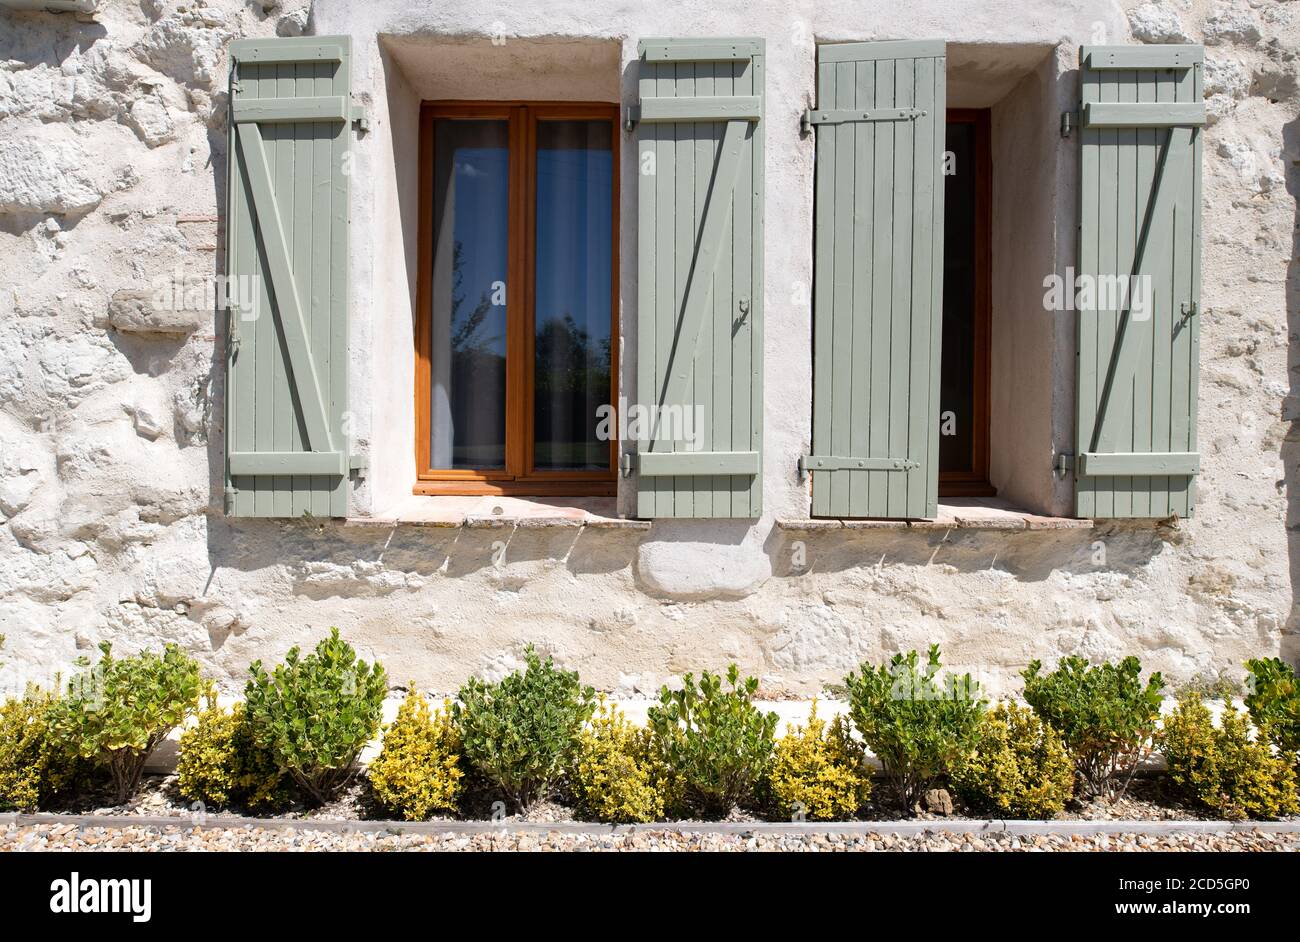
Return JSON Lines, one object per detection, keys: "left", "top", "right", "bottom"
{"left": 647, "top": 665, "right": 778, "bottom": 817}
{"left": 1022, "top": 656, "right": 1164, "bottom": 801}
{"left": 843, "top": 645, "right": 986, "bottom": 812}
{"left": 454, "top": 646, "right": 595, "bottom": 812}
{"left": 368, "top": 687, "right": 463, "bottom": 821}
{"left": 0, "top": 686, "right": 76, "bottom": 812}
{"left": 1161, "top": 695, "right": 1298, "bottom": 820}
{"left": 570, "top": 696, "right": 665, "bottom": 823}
{"left": 951, "top": 702, "right": 1074, "bottom": 819}
{"left": 1244, "top": 657, "right": 1300, "bottom": 768}
{"left": 243, "top": 628, "right": 387, "bottom": 804}
{"left": 177, "top": 689, "right": 290, "bottom": 811}
{"left": 47, "top": 643, "right": 202, "bottom": 803}
{"left": 768, "top": 700, "right": 870, "bottom": 821}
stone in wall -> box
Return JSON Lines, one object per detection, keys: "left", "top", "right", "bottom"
{"left": 0, "top": 134, "right": 102, "bottom": 215}
{"left": 1126, "top": 2, "right": 1193, "bottom": 44}
{"left": 103, "top": 287, "right": 205, "bottom": 336}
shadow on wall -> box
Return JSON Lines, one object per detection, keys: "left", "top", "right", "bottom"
{"left": 1284, "top": 111, "right": 1300, "bottom": 667}
{"left": 763, "top": 524, "right": 1170, "bottom": 583}
{"left": 204, "top": 517, "right": 649, "bottom": 599}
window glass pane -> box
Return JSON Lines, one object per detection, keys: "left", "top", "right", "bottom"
{"left": 532, "top": 119, "right": 613, "bottom": 471}
{"left": 430, "top": 119, "right": 509, "bottom": 470}
{"left": 940, "top": 120, "right": 976, "bottom": 474}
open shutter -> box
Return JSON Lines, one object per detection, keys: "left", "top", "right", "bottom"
{"left": 1074, "top": 45, "right": 1203, "bottom": 518}
{"left": 629, "top": 38, "right": 764, "bottom": 518}
{"left": 803, "top": 41, "right": 946, "bottom": 519}
{"left": 225, "top": 36, "right": 356, "bottom": 518}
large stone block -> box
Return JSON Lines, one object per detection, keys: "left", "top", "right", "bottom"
{"left": 105, "top": 288, "right": 205, "bottom": 336}
{"left": 0, "top": 136, "right": 102, "bottom": 215}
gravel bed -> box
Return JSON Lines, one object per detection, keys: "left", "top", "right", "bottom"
{"left": 4, "top": 822, "right": 1298, "bottom": 852}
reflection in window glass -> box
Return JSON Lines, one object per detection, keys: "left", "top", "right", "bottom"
{"left": 532, "top": 120, "right": 613, "bottom": 471}
{"left": 940, "top": 120, "right": 976, "bottom": 474}
{"left": 430, "top": 119, "right": 509, "bottom": 470}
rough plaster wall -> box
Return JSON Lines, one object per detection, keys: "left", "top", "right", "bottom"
{"left": 0, "top": 0, "right": 1296, "bottom": 702}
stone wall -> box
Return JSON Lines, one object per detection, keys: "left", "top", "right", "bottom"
{"left": 0, "top": 0, "right": 1296, "bottom": 699}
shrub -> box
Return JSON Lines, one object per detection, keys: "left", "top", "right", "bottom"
{"left": 454, "top": 646, "right": 595, "bottom": 812}
{"left": 368, "top": 687, "right": 463, "bottom": 821}
{"left": 1244, "top": 657, "right": 1300, "bottom": 768}
{"left": 570, "top": 696, "right": 665, "bottom": 823}
{"left": 243, "top": 628, "right": 387, "bottom": 805}
{"left": 177, "top": 690, "right": 290, "bottom": 811}
{"left": 1161, "top": 695, "right": 1298, "bottom": 820}
{"left": 0, "top": 686, "right": 76, "bottom": 812}
{"left": 843, "top": 645, "right": 986, "bottom": 812}
{"left": 951, "top": 702, "right": 1074, "bottom": 819}
{"left": 1022, "top": 656, "right": 1164, "bottom": 801}
{"left": 647, "top": 665, "right": 778, "bottom": 817}
{"left": 47, "top": 643, "right": 202, "bottom": 803}
{"left": 768, "top": 700, "right": 870, "bottom": 822}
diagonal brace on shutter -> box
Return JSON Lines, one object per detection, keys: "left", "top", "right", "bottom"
{"left": 1087, "top": 123, "right": 1195, "bottom": 465}
{"left": 650, "top": 118, "right": 748, "bottom": 447}
{"left": 234, "top": 120, "right": 336, "bottom": 457}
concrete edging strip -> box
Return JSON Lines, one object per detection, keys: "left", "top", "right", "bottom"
{"left": 3, "top": 813, "right": 1298, "bottom": 838}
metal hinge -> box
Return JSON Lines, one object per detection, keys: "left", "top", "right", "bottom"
{"left": 801, "top": 107, "right": 923, "bottom": 135}
{"left": 1061, "top": 109, "right": 1078, "bottom": 138}
{"left": 623, "top": 106, "right": 640, "bottom": 132}
{"left": 1054, "top": 452, "right": 1075, "bottom": 479}
{"left": 224, "top": 486, "right": 237, "bottom": 514}
{"left": 619, "top": 453, "right": 635, "bottom": 478}
{"left": 351, "top": 105, "right": 370, "bottom": 134}
{"left": 348, "top": 454, "right": 368, "bottom": 478}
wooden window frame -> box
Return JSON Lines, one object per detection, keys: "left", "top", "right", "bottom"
{"left": 414, "top": 101, "right": 619, "bottom": 497}
{"left": 938, "top": 108, "right": 994, "bottom": 498}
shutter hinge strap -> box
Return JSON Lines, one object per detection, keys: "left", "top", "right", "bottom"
{"left": 799, "top": 455, "right": 920, "bottom": 474}
{"left": 802, "top": 107, "right": 924, "bottom": 134}
{"left": 349, "top": 454, "right": 368, "bottom": 478}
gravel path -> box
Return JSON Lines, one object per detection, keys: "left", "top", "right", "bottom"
{"left": 4, "top": 821, "right": 1297, "bottom": 852}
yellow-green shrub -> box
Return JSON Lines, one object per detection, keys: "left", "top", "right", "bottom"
{"left": 768, "top": 701, "right": 870, "bottom": 822}
{"left": 177, "top": 691, "right": 289, "bottom": 811}
{"left": 1161, "top": 695, "right": 1298, "bottom": 821}
{"left": 368, "top": 688, "right": 463, "bottom": 820}
{"left": 0, "top": 687, "right": 75, "bottom": 812}
{"left": 570, "top": 697, "right": 665, "bottom": 823}
{"left": 951, "top": 702, "right": 1074, "bottom": 819}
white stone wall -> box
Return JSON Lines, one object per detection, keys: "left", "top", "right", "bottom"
{"left": 0, "top": 0, "right": 1296, "bottom": 700}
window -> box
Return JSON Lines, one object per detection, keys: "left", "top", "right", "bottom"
{"left": 414, "top": 102, "right": 619, "bottom": 496}
{"left": 938, "top": 108, "right": 993, "bottom": 497}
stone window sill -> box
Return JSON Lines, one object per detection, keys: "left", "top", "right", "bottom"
{"left": 347, "top": 495, "right": 650, "bottom": 530}
{"left": 777, "top": 498, "right": 1093, "bottom": 532}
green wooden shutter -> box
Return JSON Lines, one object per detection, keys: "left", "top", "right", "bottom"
{"left": 630, "top": 38, "right": 764, "bottom": 518}
{"left": 803, "top": 40, "right": 946, "bottom": 520}
{"left": 1074, "top": 45, "right": 1203, "bottom": 519}
{"left": 225, "top": 37, "right": 357, "bottom": 518}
